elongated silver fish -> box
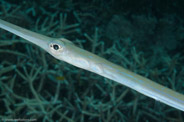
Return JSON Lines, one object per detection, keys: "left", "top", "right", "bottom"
{"left": 0, "top": 19, "right": 184, "bottom": 111}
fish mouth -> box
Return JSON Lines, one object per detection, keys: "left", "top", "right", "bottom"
{"left": 0, "top": 19, "right": 52, "bottom": 51}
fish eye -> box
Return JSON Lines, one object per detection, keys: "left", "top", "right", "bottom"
{"left": 52, "top": 44, "right": 59, "bottom": 50}
{"left": 49, "top": 43, "right": 63, "bottom": 55}
{"left": 50, "top": 43, "right": 61, "bottom": 50}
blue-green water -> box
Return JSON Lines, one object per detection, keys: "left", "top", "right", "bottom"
{"left": 0, "top": 0, "right": 184, "bottom": 121}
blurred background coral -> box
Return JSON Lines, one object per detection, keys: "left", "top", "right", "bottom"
{"left": 0, "top": 0, "right": 184, "bottom": 121}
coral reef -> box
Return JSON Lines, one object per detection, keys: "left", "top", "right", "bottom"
{"left": 0, "top": 0, "right": 184, "bottom": 121}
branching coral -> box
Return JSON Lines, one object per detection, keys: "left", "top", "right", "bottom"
{"left": 0, "top": 0, "right": 184, "bottom": 122}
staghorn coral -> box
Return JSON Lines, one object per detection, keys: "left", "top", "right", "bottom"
{"left": 0, "top": 0, "right": 184, "bottom": 122}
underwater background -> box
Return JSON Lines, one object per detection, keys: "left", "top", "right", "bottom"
{"left": 0, "top": 0, "right": 184, "bottom": 121}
